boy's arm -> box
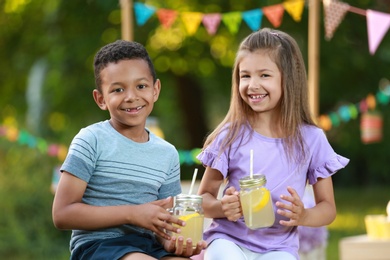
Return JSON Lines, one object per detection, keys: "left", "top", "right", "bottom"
{"left": 52, "top": 171, "right": 183, "bottom": 240}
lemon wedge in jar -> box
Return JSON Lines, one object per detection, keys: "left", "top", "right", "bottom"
{"left": 252, "top": 188, "right": 270, "bottom": 212}
{"left": 178, "top": 212, "right": 200, "bottom": 222}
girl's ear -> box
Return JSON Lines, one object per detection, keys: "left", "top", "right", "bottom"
{"left": 92, "top": 89, "right": 107, "bottom": 110}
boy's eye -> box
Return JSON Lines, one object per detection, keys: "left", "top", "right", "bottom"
{"left": 137, "top": 84, "right": 146, "bottom": 90}
{"left": 113, "top": 88, "right": 124, "bottom": 93}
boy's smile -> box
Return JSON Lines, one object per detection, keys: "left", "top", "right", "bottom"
{"left": 93, "top": 59, "right": 161, "bottom": 140}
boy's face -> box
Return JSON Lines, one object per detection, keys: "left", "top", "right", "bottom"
{"left": 93, "top": 59, "right": 160, "bottom": 135}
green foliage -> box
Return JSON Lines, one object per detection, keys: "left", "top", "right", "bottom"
{"left": 0, "top": 140, "right": 70, "bottom": 259}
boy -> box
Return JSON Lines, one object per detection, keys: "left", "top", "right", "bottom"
{"left": 52, "top": 40, "right": 206, "bottom": 260}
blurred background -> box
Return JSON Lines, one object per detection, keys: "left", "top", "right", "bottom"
{"left": 0, "top": 0, "right": 389, "bottom": 259}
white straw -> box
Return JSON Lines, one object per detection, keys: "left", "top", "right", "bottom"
{"left": 250, "top": 149, "right": 254, "bottom": 179}
{"left": 188, "top": 168, "right": 198, "bottom": 195}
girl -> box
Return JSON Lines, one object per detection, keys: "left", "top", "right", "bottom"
{"left": 196, "top": 28, "right": 349, "bottom": 260}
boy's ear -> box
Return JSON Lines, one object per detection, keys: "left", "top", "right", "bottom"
{"left": 153, "top": 79, "right": 161, "bottom": 102}
{"left": 92, "top": 89, "right": 107, "bottom": 110}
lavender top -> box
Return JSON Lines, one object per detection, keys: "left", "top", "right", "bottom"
{"left": 197, "top": 124, "right": 349, "bottom": 259}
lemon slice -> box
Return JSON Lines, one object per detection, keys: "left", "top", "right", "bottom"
{"left": 178, "top": 212, "right": 200, "bottom": 222}
{"left": 252, "top": 188, "right": 270, "bottom": 212}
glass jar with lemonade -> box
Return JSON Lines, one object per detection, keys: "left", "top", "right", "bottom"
{"left": 239, "top": 174, "right": 275, "bottom": 229}
{"left": 171, "top": 194, "right": 204, "bottom": 248}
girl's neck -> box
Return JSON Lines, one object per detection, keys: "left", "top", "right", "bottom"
{"left": 251, "top": 113, "right": 285, "bottom": 138}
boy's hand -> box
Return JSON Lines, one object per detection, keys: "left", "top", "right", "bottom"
{"left": 221, "top": 186, "right": 242, "bottom": 222}
{"left": 276, "top": 186, "right": 306, "bottom": 226}
{"left": 163, "top": 236, "right": 207, "bottom": 257}
{"left": 132, "top": 197, "right": 184, "bottom": 240}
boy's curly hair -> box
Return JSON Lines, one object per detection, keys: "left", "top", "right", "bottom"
{"left": 93, "top": 40, "right": 157, "bottom": 92}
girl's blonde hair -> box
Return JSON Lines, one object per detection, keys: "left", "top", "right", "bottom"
{"left": 203, "top": 28, "right": 316, "bottom": 163}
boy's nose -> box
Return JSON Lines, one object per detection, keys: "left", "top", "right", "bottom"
{"left": 124, "top": 89, "right": 138, "bottom": 102}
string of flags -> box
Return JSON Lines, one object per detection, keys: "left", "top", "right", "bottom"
{"left": 317, "top": 78, "right": 390, "bottom": 144}
{"left": 0, "top": 124, "right": 202, "bottom": 164}
{"left": 134, "top": 0, "right": 390, "bottom": 55}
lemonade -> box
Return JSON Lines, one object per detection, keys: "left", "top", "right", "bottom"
{"left": 171, "top": 194, "right": 204, "bottom": 248}
{"left": 239, "top": 174, "right": 275, "bottom": 229}
{"left": 177, "top": 212, "right": 204, "bottom": 248}
{"left": 240, "top": 187, "right": 275, "bottom": 229}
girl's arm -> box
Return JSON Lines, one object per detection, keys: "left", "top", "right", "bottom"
{"left": 276, "top": 177, "right": 336, "bottom": 227}
{"left": 197, "top": 167, "right": 242, "bottom": 221}
{"left": 52, "top": 171, "right": 183, "bottom": 240}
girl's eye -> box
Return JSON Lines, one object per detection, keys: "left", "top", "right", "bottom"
{"left": 261, "top": 74, "right": 270, "bottom": 78}
{"left": 240, "top": 74, "right": 250, "bottom": 79}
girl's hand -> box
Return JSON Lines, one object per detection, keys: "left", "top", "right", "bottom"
{"left": 221, "top": 186, "right": 242, "bottom": 222}
{"left": 132, "top": 197, "right": 184, "bottom": 240}
{"left": 276, "top": 186, "right": 307, "bottom": 226}
{"left": 163, "top": 236, "right": 207, "bottom": 257}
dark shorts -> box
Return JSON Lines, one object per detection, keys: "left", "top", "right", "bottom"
{"left": 71, "top": 232, "right": 176, "bottom": 260}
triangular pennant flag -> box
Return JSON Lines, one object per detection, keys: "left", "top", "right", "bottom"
{"left": 157, "top": 9, "right": 178, "bottom": 29}
{"left": 262, "top": 4, "right": 284, "bottom": 28}
{"left": 181, "top": 12, "right": 203, "bottom": 35}
{"left": 323, "top": 0, "right": 350, "bottom": 40}
{"left": 283, "top": 0, "right": 305, "bottom": 22}
{"left": 202, "top": 13, "right": 222, "bottom": 35}
{"left": 367, "top": 9, "right": 390, "bottom": 55}
{"left": 222, "top": 12, "right": 242, "bottom": 34}
{"left": 134, "top": 3, "right": 156, "bottom": 26}
{"left": 242, "top": 9, "right": 263, "bottom": 31}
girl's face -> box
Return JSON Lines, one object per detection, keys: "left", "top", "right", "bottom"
{"left": 238, "top": 50, "right": 282, "bottom": 117}
{"left": 93, "top": 59, "right": 160, "bottom": 136}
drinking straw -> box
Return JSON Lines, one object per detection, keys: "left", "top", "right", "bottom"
{"left": 188, "top": 168, "right": 198, "bottom": 195}
{"left": 250, "top": 149, "right": 254, "bottom": 179}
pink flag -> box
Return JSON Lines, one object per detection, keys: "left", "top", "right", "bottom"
{"left": 367, "top": 9, "right": 390, "bottom": 55}
{"left": 202, "top": 13, "right": 222, "bottom": 35}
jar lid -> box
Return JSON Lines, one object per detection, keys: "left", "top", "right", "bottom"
{"left": 175, "top": 194, "right": 203, "bottom": 203}
{"left": 239, "top": 174, "right": 266, "bottom": 188}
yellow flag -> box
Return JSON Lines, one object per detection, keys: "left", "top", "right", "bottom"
{"left": 283, "top": 0, "right": 305, "bottom": 22}
{"left": 181, "top": 12, "right": 203, "bottom": 35}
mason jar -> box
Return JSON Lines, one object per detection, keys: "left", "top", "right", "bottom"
{"left": 171, "top": 194, "right": 204, "bottom": 248}
{"left": 239, "top": 174, "right": 275, "bottom": 229}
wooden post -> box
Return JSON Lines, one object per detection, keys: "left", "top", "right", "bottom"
{"left": 120, "top": 0, "right": 133, "bottom": 41}
{"left": 308, "top": 0, "right": 320, "bottom": 119}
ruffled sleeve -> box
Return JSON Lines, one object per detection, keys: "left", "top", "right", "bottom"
{"left": 307, "top": 154, "right": 349, "bottom": 185}
{"left": 197, "top": 150, "right": 229, "bottom": 177}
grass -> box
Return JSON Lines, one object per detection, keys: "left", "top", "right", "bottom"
{"left": 326, "top": 186, "right": 389, "bottom": 259}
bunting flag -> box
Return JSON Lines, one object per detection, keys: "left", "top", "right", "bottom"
{"left": 133, "top": 1, "right": 390, "bottom": 55}
{"left": 181, "top": 12, "right": 203, "bottom": 35}
{"left": 323, "top": 0, "right": 350, "bottom": 40}
{"left": 242, "top": 9, "right": 263, "bottom": 31}
{"left": 202, "top": 13, "right": 222, "bottom": 35}
{"left": 366, "top": 10, "right": 390, "bottom": 55}
{"left": 156, "top": 9, "right": 178, "bottom": 29}
{"left": 222, "top": 12, "right": 242, "bottom": 34}
{"left": 134, "top": 2, "right": 156, "bottom": 26}
{"left": 262, "top": 4, "right": 284, "bottom": 28}
{"left": 283, "top": 0, "right": 305, "bottom": 22}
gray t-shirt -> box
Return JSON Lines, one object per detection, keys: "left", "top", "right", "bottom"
{"left": 61, "top": 120, "right": 182, "bottom": 253}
